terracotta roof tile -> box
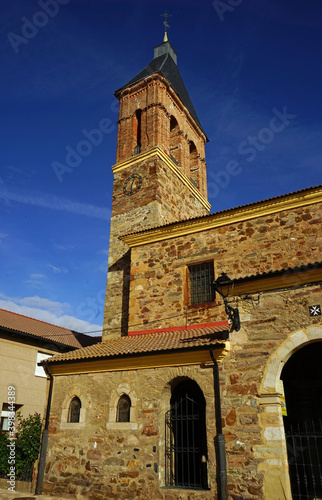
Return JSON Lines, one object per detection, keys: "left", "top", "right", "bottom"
{"left": 44, "top": 322, "right": 229, "bottom": 365}
{"left": 0, "top": 309, "right": 97, "bottom": 349}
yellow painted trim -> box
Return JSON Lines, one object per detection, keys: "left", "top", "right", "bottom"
{"left": 48, "top": 344, "right": 229, "bottom": 376}
{"left": 112, "top": 147, "right": 211, "bottom": 212}
{"left": 232, "top": 267, "right": 322, "bottom": 296}
{"left": 122, "top": 186, "right": 322, "bottom": 247}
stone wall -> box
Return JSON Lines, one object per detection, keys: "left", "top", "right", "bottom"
{"left": 128, "top": 202, "right": 321, "bottom": 332}
{"left": 43, "top": 364, "right": 219, "bottom": 500}
{"left": 103, "top": 153, "right": 209, "bottom": 339}
{"left": 220, "top": 288, "right": 322, "bottom": 500}
{"left": 44, "top": 284, "right": 322, "bottom": 499}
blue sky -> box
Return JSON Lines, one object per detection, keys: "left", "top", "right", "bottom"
{"left": 0, "top": 0, "right": 321, "bottom": 335}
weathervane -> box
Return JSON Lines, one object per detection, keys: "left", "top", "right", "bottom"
{"left": 161, "top": 11, "right": 171, "bottom": 42}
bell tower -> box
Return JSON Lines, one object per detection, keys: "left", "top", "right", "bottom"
{"left": 103, "top": 33, "right": 211, "bottom": 340}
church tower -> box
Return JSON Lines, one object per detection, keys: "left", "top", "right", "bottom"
{"left": 103, "top": 30, "right": 210, "bottom": 340}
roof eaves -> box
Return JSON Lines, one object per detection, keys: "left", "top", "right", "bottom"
{"left": 0, "top": 325, "right": 79, "bottom": 350}
{"left": 41, "top": 339, "right": 228, "bottom": 366}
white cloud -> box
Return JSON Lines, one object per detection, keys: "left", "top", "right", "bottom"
{"left": 53, "top": 243, "right": 74, "bottom": 251}
{"left": 0, "top": 187, "right": 111, "bottom": 220}
{"left": 48, "top": 265, "right": 68, "bottom": 274}
{"left": 0, "top": 294, "right": 101, "bottom": 336}
{"left": 25, "top": 274, "right": 46, "bottom": 288}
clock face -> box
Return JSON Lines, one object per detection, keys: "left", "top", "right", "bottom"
{"left": 123, "top": 174, "right": 143, "bottom": 195}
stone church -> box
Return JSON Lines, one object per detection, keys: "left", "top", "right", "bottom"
{"left": 38, "top": 32, "right": 322, "bottom": 500}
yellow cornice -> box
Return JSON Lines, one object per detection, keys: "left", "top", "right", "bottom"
{"left": 232, "top": 267, "right": 322, "bottom": 296}
{"left": 122, "top": 186, "right": 322, "bottom": 248}
{"left": 48, "top": 344, "right": 229, "bottom": 376}
{"left": 112, "top": 146, "right": 211, "bottom": 211}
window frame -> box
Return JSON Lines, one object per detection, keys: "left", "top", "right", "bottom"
{"left": 60, "top": 392, "right": 86, "bottom": 430}
{"left": 116, "top": 394, "right": 131, "bottom": 423}
{"left": 0, "top": 403, "right": 22, "bottom": 433}
{"left": 188, "top": 261, "right": 216, "bottom": 306}
{"left": 68, "top": 396, "right": 81, "bottom": 423}
{"left": 106, "top": 385, "right": 137, "bottom": 431}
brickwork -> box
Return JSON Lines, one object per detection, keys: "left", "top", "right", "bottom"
{"left": 115, "top": 76, "right": 207, "bottom": 198}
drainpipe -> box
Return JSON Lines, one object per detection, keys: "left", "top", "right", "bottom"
{"left": 35, "top": 361, "right": 53, "bottom": 495}
{"left": 210, "top": 347, "right": 228, "bottom": 500}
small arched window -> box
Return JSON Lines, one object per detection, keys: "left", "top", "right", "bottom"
{"left": 68, "top": 396, "right": 81, "bottom": 423}
{"left": 116, "top": 394, "right": 131, "bottom": 422}
{"left": 170, "top": 115, "right": 178, "bottom": 133}
{"left": 133, "top": 109, "right": 142, "bottom": 154}
{"left": 170, "top": 116, "right": 180, "bottom": 165}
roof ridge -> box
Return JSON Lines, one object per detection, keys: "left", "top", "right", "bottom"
{"left": 158, "top": 52, "right": 169, "bottom": 73}
{"left": 0, "top": 308, "right": 74, "bottom": 333}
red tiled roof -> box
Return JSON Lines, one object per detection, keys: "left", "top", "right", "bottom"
{"left": 44, "top": 321, "right": 229, "bottom": 365}
{"left": 0, "top": 309, "right": 94, "bottom": 349}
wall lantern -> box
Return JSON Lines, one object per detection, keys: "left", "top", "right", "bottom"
{"left": 214, "top": 273, "right": 241, "bottom": 331}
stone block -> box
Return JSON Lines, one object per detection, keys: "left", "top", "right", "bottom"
{"left": 264, "top": 426, "right": 285, "bottom": 442}
{"left": 291, "top": 329, "right": 309, "bottom": 346}
{"left": 307, "top": 325, "right": 322, "bottom": 340}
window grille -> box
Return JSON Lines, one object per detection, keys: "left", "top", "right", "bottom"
{"left": 189, "top": 262, "right": 215, "bottom": 305}
{"left": 68, "top": 397, "right": 81, "bottom": 423}
{"left": 117, "top": 395, "right": 131, "bottom": 422}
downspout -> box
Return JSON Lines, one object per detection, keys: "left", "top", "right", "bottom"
{"left": 210, "top": 347, "right": 228, "bottom": 500}
{"left": 35, "top": 361, "right": 53, "bottom": 495}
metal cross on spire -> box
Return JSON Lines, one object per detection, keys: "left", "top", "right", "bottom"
{"left": 161, "top": 11, "right": 171, "bottom": 42}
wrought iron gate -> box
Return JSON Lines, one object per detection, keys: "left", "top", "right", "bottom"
{"left": 285, "top": 419, "right": 322, "bottom": 499}
{"left": 165, "top": 395, "right": 206, "bottom": 489}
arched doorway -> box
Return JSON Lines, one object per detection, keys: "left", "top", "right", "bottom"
{"left": 281, "top": 342, "right": 322, "bottom": 499}
{"left": 165, "top": 379, "right": 208, "bottom": 489}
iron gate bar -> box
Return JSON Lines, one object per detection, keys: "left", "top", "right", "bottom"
{"left": 165, "top": 395, "right": 204, "bottom": 489}
{"left": 285, "top": 419, "right": 322, "bottom": 500}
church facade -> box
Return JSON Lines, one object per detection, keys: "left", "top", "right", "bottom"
{"left": 39, "top": 35, "right": 322, "bottom": 500}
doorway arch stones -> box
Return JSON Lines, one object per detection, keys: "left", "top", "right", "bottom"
{"left": 256, "top": 325, "right": 322, "bottom": 500}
